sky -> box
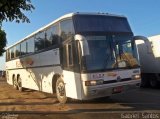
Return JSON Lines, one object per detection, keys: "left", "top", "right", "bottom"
{"left": 1, "top": 0, "right": 160, "bottom": 70}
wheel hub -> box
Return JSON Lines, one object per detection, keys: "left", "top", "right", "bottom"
{"left": 57, "top": 83, "right": 65, "bottom": 97}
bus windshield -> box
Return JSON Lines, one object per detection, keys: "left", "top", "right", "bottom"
{"left": 82, "top": 34, "right": 139, "bottom": 72}
{"left": 73, "top": 14, "right": 132, "bottom": 34}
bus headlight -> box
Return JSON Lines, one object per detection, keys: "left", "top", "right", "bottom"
{"left": 133, "top": 74, "right": 141, "bottom": 80}
{"left": 85, "top": 80, "right": 103, "bottom": 86}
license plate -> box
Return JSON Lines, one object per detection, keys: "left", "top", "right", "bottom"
{"left": 113, "top": 86, "right": 123, "bottom": 93}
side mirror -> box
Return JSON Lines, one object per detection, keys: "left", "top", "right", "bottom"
{"left": 133, "top": 36, "right": 152, "bottom": 53}
{"left": 74, "top": 34, "right": 90, "bottom": 56}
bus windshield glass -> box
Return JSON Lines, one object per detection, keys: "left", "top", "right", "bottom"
{"left": 73, "top": 14, "right": 132, "bottom": 34}
{"left": 82, "top": 34, "right": 139, "bottom": 72}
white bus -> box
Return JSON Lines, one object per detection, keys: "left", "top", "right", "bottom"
{"left": 6, "top": 12, "right": 146, "bottom": 103}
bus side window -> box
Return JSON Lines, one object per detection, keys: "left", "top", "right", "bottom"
{"left": 21, "top": 41, "right": 27, "bottom": 56}
{"left": 68, "top": 43, "right": 73, "bottom": 66}
{"left": 6, "top": 49, "right": 10, "bottom": 61}
{"left": 9, "top": 49, "right": 11, "bottom": 60}
{"left": 35, "top": 32, "right": 45, "bottom": 51}
{"left": 45, "top": 29, "right": 52, "bottom": 47}
{"left": 62, "top": 42, "right": 74, "bottom": 69}
{"left": 15, "top": 44, "right": 20, "bottom": 57}
{"left": 45, "top": 24, "right": 59, "bottom": 48}
{"left": 62, "top": 45, "right": 67, "bottom": 68}
{"left": 10, "top": 47, "right": 15, "bottom": 59}
{"left": 27, "top": 37, "right": 35, "bottom": 54}
{"left": 60, "top": 19, "right": 75, "bottom": 42}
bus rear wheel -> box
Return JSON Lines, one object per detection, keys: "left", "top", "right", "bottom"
{"left": 56, "top": 77, "right": 67, "bottom": 104}
{"left": 17, "top": 76, "right": 23, "bottom": 92}
{"left": 13, "top": 76, "right": 18, "bottom": 90}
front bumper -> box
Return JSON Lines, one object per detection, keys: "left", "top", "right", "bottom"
{"left": 81, "top": 80, "right": 140, "bottom": 100}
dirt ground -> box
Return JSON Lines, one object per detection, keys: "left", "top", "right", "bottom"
{"left": 1, "top": 77, "right": 160, "bottom": 119}
{"left": 1, "top": 77, "right": 115, "bottom": 119}
{"left": 0, "top": 77, "right": 71, "bottom": 113}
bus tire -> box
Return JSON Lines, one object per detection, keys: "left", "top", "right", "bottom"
{"left": 13, "top": 75, "right": 18, "bottom": 90}
{"left": 150, "top": 79, "right": 158, "bottom": 88}
{"left": 56, "top": 77, "right": 67, "bottom": 104}
{"left": 17, "top": 76, "right": 23, "bottom": 92}
{"left": 140, "top": 74, "right": 150, "bottom": 88}
{"left": 140, "top": 78, "right": 150, "bottom": 88}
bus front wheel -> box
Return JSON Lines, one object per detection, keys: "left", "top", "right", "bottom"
{"left": 13, "top": 76, "right": 18, "bottom": 90}
{"left": 17, "top": 76, "right": 23, "bottom": 92}
{"left": 56, "top": 77, "right": 67, "bottom": 104}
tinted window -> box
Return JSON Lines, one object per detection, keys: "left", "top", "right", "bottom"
{"left": 10, "top": 47, "right": 15, "bottom": 59}
{"left": 6, "top": 50, "right": 10, "bottom": 61}
{"left": 68, "top": 44, "right": 73, "bottom": 66}
{"left": 45, "top": 24, "right": 59, "bottom": 47}
{"left": 62, "top": 43, "right": 74, "bottom": 69}
{"left": 60, "top": 19, "right": 74, "bottom": 42}
{"left": 35, "top": 32, "right": 45, "bottom": 51}
{"left": 21, "top": 41, "right": 27, "bottom": 56}
{"left": 84, "top": 36, "right": 116, "bottom": 71}
{"left": 45, "top": 30, "right": 52, "bottom": 47}
{"left": 15, "top": 44, "right": 20, "bottom": 57}
{"left": 27, "top": 37, "right": 35, "bottom": 53}
{"left": 73, "top": 15, "right": 132, "bottom": 34}
{"left": 9, "top": 49, "right": 11, "bottom": 59}
{"left": 62, "top": 45, "right": 67, "bottom": 68}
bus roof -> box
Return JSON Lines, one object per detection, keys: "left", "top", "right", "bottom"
{"left": 6, "top": 12, "right": 126, "bottom": 49}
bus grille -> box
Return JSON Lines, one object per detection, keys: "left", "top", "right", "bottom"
{"left": 103, "top": 78, "right": 132, "bottom": 84}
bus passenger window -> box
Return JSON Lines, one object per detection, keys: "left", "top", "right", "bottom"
{"left": 60, "top": 19, "right": 74, "bottom": 42}
{"left": 10, "top": 47, "right": 15, "bottom": 59}
{"left": 45, "top": 24, "right": 59, "bottom": 48}
{"left": 35, "top": 32, "right": 45, "bottom": 51}
{"left": 45, "top": 30, "right": 52, "bottom": 47}
{"left": 21, "top": 41, "right": 27, "bottom": 56}
{"left": 27, "top": 37, "right": 35, "bottom": 54}
{"left": 15, "top": 44, "right": 20, "bottom": 57}
{"left": 6, "top": 50, "right": 10, "bottom": 61}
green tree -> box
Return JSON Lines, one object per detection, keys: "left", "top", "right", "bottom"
{"left": 0, "top": 0, "right": 35, "bottom": 56}
{"left": 0, "top": 29, "right": 6, "bottom": 56}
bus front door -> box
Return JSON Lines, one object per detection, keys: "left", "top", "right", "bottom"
{"left": 61, "top": 41, "right": 82, "bottom": 99}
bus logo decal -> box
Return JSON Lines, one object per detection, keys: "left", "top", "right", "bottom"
{"left": 107, "top": 72, "right": 117, "bottom": 77}
{"left": 25, "top": 57, "right": 34, "bottom": 66}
